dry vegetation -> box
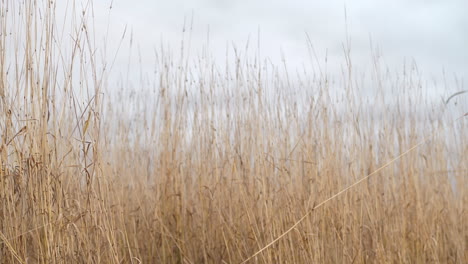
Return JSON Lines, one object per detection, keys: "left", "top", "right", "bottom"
{"left": 1, "top": 1, "right": 467, "bottom": 263}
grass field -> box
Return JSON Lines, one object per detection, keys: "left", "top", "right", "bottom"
{"left": 0, "top": 1, "right": 467, "bottom": 263}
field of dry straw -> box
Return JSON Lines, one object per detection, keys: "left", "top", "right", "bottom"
{"left": 0, "top": 1, "right": 467, "bottom": 263}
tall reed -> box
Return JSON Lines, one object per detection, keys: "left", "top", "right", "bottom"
{"left": 0, "top": 1, "right": 466, "bottom": 263}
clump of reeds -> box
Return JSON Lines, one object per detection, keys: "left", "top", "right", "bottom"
{"left": 0, "top": 1, "right": 466, "bottom": 263}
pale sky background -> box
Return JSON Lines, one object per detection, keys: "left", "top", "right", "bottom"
{"left": 87, "top": 0, "right": 467, "bottom": 84}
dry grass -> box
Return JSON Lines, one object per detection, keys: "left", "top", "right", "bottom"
{"left": 1, "top": 1, "right": 467, "bottom": 263}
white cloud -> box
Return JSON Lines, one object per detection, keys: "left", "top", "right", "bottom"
{"left": 86, "top": 0, "right": 467, "bottom": 85}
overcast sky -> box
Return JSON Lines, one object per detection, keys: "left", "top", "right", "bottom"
{"left": 88, "top": 0, "right": 467, "bottom": 82}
